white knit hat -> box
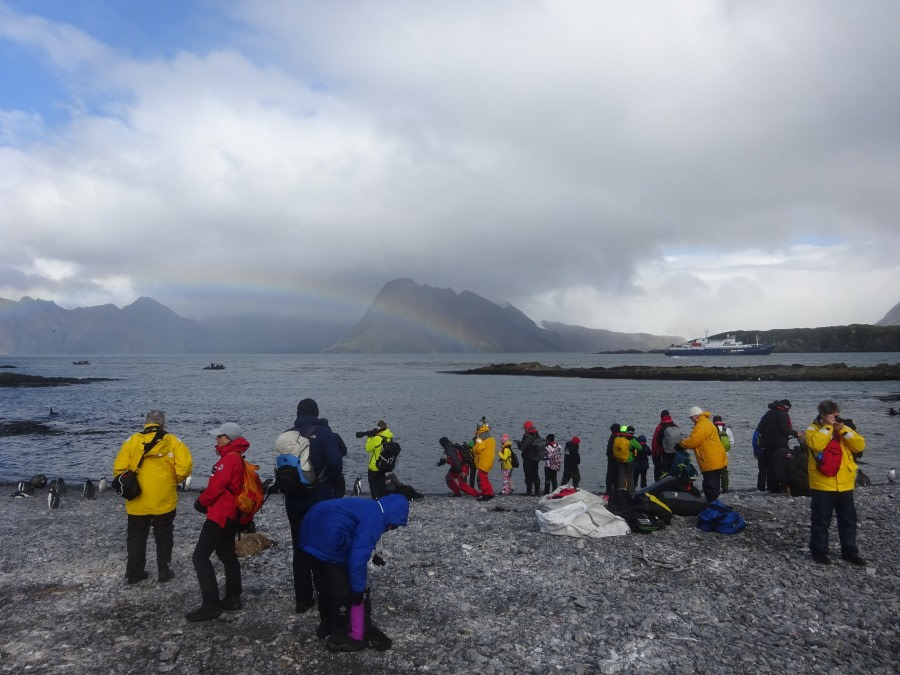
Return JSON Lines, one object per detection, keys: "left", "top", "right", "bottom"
{"left": 688, "top": 406, "right": 704, "bottom": 418}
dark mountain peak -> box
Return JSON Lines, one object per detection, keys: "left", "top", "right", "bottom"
{"left": 876, "top": 301, "right": 900, "bottom": 326}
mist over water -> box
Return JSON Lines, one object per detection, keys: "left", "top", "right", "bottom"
{"left": 2, "top": 353, "right": 898, "bottom": 494}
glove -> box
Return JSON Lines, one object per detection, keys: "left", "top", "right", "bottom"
{"left": 349, "top": 591, "right": 365, "bottom": 605}
{"left": 437, "top": 458, "right": 446, "bottom": 467}
{"left": 193, "top": 498, "right": 207, "bottom": 514}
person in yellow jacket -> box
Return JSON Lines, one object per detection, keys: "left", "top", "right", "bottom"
{"left": 472, "top": 421, "right": 496, "bottom": 500}
{"left": 679, "top": 407, "right": 727, "bottom": 503}
{"left": 365, "top": 420, "right": 393, "bottom": 499}
{"left": 611, "top": 426, "right": 634, "bottom": 495}
{"left": 804, "top": 400, "right": 867, "bottom": 566}
{"left": 112, "top": 410, "right": 193, "bottom": 584}
{"left": 498, "top": 434, "right": 516, "bottom": 495}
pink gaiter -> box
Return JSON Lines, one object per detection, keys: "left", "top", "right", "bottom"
{"left": 349, "top": 602, "right": 366, "bottom": 641}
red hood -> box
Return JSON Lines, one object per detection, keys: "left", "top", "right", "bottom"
{"left": 216, "top": 437, "right": 249, "bottom": 458}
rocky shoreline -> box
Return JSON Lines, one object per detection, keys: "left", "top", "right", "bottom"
{"left": 1, "top": 485, "right": 898, "bottom": 674}
{"left": 0, "top": 372, "right": 115, "bottom": 387}
{"left": 451, "top": 361, "right": 900, "bottom": 381}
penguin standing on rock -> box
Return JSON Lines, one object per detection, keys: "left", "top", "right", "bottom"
{"left": 30, "top": 474, "right": 47, "bottom": 489}
{"left": 55, "top": 478, "right": 67, "bottom": 495}
{"left": 98, "top": 477, "right": 108, "bottom": 493}
{"left": 180, "top": 475, "right": 192, "bottom": 492}
{"left": 83, "top": 480, "right": 96, "bottom": 499}
{"left": 16, "top": 481, "right": 35, "bottom": 496}
{"left": 889, "top": 468, "right": 896, "bottom": 484}
{"left": 48, "top": 487, "right": 60, "bottom": 509}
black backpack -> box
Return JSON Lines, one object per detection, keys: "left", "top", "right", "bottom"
{"left": 607, "top": 489, "right": 667, "bottom": 533}
{"left": 531, "top": 437, "right": 548, "bottom": 461}
{"left": 456, "top": 443, "right": 475, "bottom": 467}
{"left": 509, "top": 450, "right": 520, "bottom": 468}
{"left": 375, "top": 438, "right": 401, "bottom": 472}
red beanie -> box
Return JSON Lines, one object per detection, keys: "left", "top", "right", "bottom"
{"left": 523, "top": 420, "right": 534, "bottom": 431}
{"left": 571, "top": 436, "right": 580, "bottom": 445}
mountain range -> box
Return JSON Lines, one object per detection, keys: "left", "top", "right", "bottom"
{"left": 0, "top": 280, "right": 898, "bottom": 355}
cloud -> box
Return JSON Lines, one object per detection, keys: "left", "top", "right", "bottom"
{"left": 1, "top": 0, "right": 899, "bottom": 337}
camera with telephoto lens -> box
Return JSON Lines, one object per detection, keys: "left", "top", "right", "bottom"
{"left": 834, "top": 416, "right": 844, "bottom": 424}
{"left": 355, "top": 429, "right": 377, "bottom": 438}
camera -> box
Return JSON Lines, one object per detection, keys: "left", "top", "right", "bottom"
{"left": 834, "top": 416, "right": 844, "bottom": 424}
{"left": 355, "top": 429, "right": 377, "bottom": 438}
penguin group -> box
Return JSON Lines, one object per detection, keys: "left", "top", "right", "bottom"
{"left": 10, "top": 474, "right": 109, "bottom": 507}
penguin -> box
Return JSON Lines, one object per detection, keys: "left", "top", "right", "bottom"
{"left": 180, "top": 475, "right": 192, "bottom": 492}
{"left": 12, "top": 491, "right": 29, "bottom": 498}
{"left": 30, "top": 474, "right": 47, "bottom": 489}
{"left": 49, "top": 407, "right": 59, "bottom": 417}
{"left": 889, "top": 467, "right": 896, "bottom": 484}
{"left": 56, "top": 478, "right": 67, "bottom": 495}
{"left": 17, "top": 480, "right": 35, "bottom": 495}
{"left": 83, "top": 479, "right": 96, "bottom": 499}
{"left": 98, "top": 477, "right": 108, "bottom": 493}
{"left": 352, "top": 475, "right": 363, "bottom": 496}
{"left": 48, "top": 488, "right": 60, "bottom": 509}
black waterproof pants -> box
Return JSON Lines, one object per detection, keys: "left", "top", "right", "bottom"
{"left": 126, "top": 510, "right": 175, "bottom": 581}
{"left": 288, "top": 508, "right": 314, "bottom": 605}
{"left": 191, "top": 518, "right": 241, "bottom": 605}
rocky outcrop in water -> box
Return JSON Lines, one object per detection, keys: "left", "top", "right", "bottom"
{"left": 0, "top": 372, "right": 114, "bottom": 387}
{"left": 454, "top": 361, "right": 900, "bottom": 381}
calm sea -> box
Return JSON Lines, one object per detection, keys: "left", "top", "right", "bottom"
{"left": 2, "top": 352, "right": 898, "bottom": 493}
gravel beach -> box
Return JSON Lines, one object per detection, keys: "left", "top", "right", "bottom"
{"left": 1, "top": 484, "right": 898, "bottom": 674}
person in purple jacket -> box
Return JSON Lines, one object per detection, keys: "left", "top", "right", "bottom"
{"left": 300, "top": 494, "right": 409, "bottom": 652}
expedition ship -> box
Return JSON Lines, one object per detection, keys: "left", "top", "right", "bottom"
{"left": 664, "top": 334, "right": 774, "bottom": 356}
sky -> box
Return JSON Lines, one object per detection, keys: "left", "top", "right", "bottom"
{"left": 1, "top": 0, "right": 899, "bottom": 339}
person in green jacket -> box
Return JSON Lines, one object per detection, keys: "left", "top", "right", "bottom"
{"left": 364, "top": 420, "right": 393, "bottom": 499}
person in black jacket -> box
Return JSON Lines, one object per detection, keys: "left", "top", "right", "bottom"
{"left": 758, "top": 399, "right": 799, "bottom": 493}
{"left": 604, "top": 423, "right": 619, "bottom": 495}
{"left": 561, "top": 436, "right": 581, "bottom": 488}
{"left": 279, "top": 398, "right": 346, "bottom": 615}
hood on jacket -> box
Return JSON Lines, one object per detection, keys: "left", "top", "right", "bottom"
{"left": 377, "top": 493, "right": 409, "bottom": 530}
{"left": 293, "top": 414, "right": 328, "bottom": 430}
{"left": 216, "top": 437, "right": 249, "bottom": 458}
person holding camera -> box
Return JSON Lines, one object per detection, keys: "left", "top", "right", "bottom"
{"left": 360, "top": 420, "right": 393, "bottom": 499}
{"left": 805, "top": 400, "right": 867, "bottom": 566}
{"left": 185, "top": 422, "right": 248, "bottom": 622}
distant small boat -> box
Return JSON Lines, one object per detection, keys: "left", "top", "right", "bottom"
{"left": 665, "top": 333, "right": 774, "bottom": 356}
{"left": 203, "top": 363, "right": 225, "bottom": 370}
{"left": 72, "top": 360, "right": 90, "bottom": 365}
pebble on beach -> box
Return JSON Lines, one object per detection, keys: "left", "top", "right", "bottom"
{"left": 0, "top": 485, "right": 898, "bottom": 674}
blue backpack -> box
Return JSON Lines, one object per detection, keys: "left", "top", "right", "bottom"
{"left": 697, "top": 500, "right": 746, "bottom": 535}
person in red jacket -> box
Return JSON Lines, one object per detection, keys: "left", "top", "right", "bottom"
{"left": 186, "top": 422, "right": 249, "bottom": 622}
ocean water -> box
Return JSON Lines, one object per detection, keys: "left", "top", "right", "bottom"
{"left": 2, "top": 352, "right": 899, "bottom": 493}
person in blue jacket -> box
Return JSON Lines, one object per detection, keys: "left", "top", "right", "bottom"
{"left": 300, "top": 494, "right": 409, "bottom": 652}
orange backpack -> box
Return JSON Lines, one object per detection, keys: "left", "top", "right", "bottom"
{"left": 234, "top": 459, "right": 265, "bottom": 515}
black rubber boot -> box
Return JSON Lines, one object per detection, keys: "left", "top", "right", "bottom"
{"left": 185, "top": 603, "right": 222, "bottom": 622}
{"left": 325, "top": 602, "right": 364, "bottom": 652}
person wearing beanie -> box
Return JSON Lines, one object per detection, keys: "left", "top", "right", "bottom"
{"left": 518, "top": 420, "right": 543, "bottom": 496}
{"left": 365, "top": 420, "right": 395, "bottom": 499}
{"left": 471, "top": 420, "right": 496, "bottom": 501}
{"left": 497, "top": 433, "right": 516, "bottom": 495}
{"left": 542, "top": 433, "right": 562, "bottom": 495}
{"left": 679, "top": 406, "right": 728, "bottom": 503}
{"left": 612, "top": 425, "right": 635, "bottom": 495}
{"left": 757, "top": 398, "right": 800, "bottom": 493}
{"left": 604, "top": 423, "right": 619, "bottom": 495}
{"left": 632, "top": 434, "right": 651, "bottom": 489}
{"left": 279, "top": 397, "right": 346, "bottom": 618}
{"left": 185, "top": 422, "right": 250, "bottom": 622}
{"left": 112, "top": 410, "right": 193, "bottom": 586}
{"left": 437, "top": 437, "right": 479, "bottom": 497}
{"left": 651, "top": 410, "right": 680, "bottom": 482}
{"left": 712, "top": 415, "right": 734, "bottom": 493}
{"left": 562, "top": 436, "right": 581, "bottom": 488}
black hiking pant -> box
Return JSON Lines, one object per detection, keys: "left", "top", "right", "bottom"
{"left": 126, "top": 509, "right": 175, "bottom": 581}
{"left": 287, "top": 508, "right": 314, "bottom": 606}
{"left": 561, "top": 466, "right": 580, "bottom": 488}
{"left": 523, "top": 460, "right": 540, "bottom": 495}
{"left": 368, "top": 470, "right": 387, "bottom": 499}
{"left": 191, "top": 518, "right": 241, "bottom": 605}
{"left": 543, "top": 467, "right": 558, "bottom": 494}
